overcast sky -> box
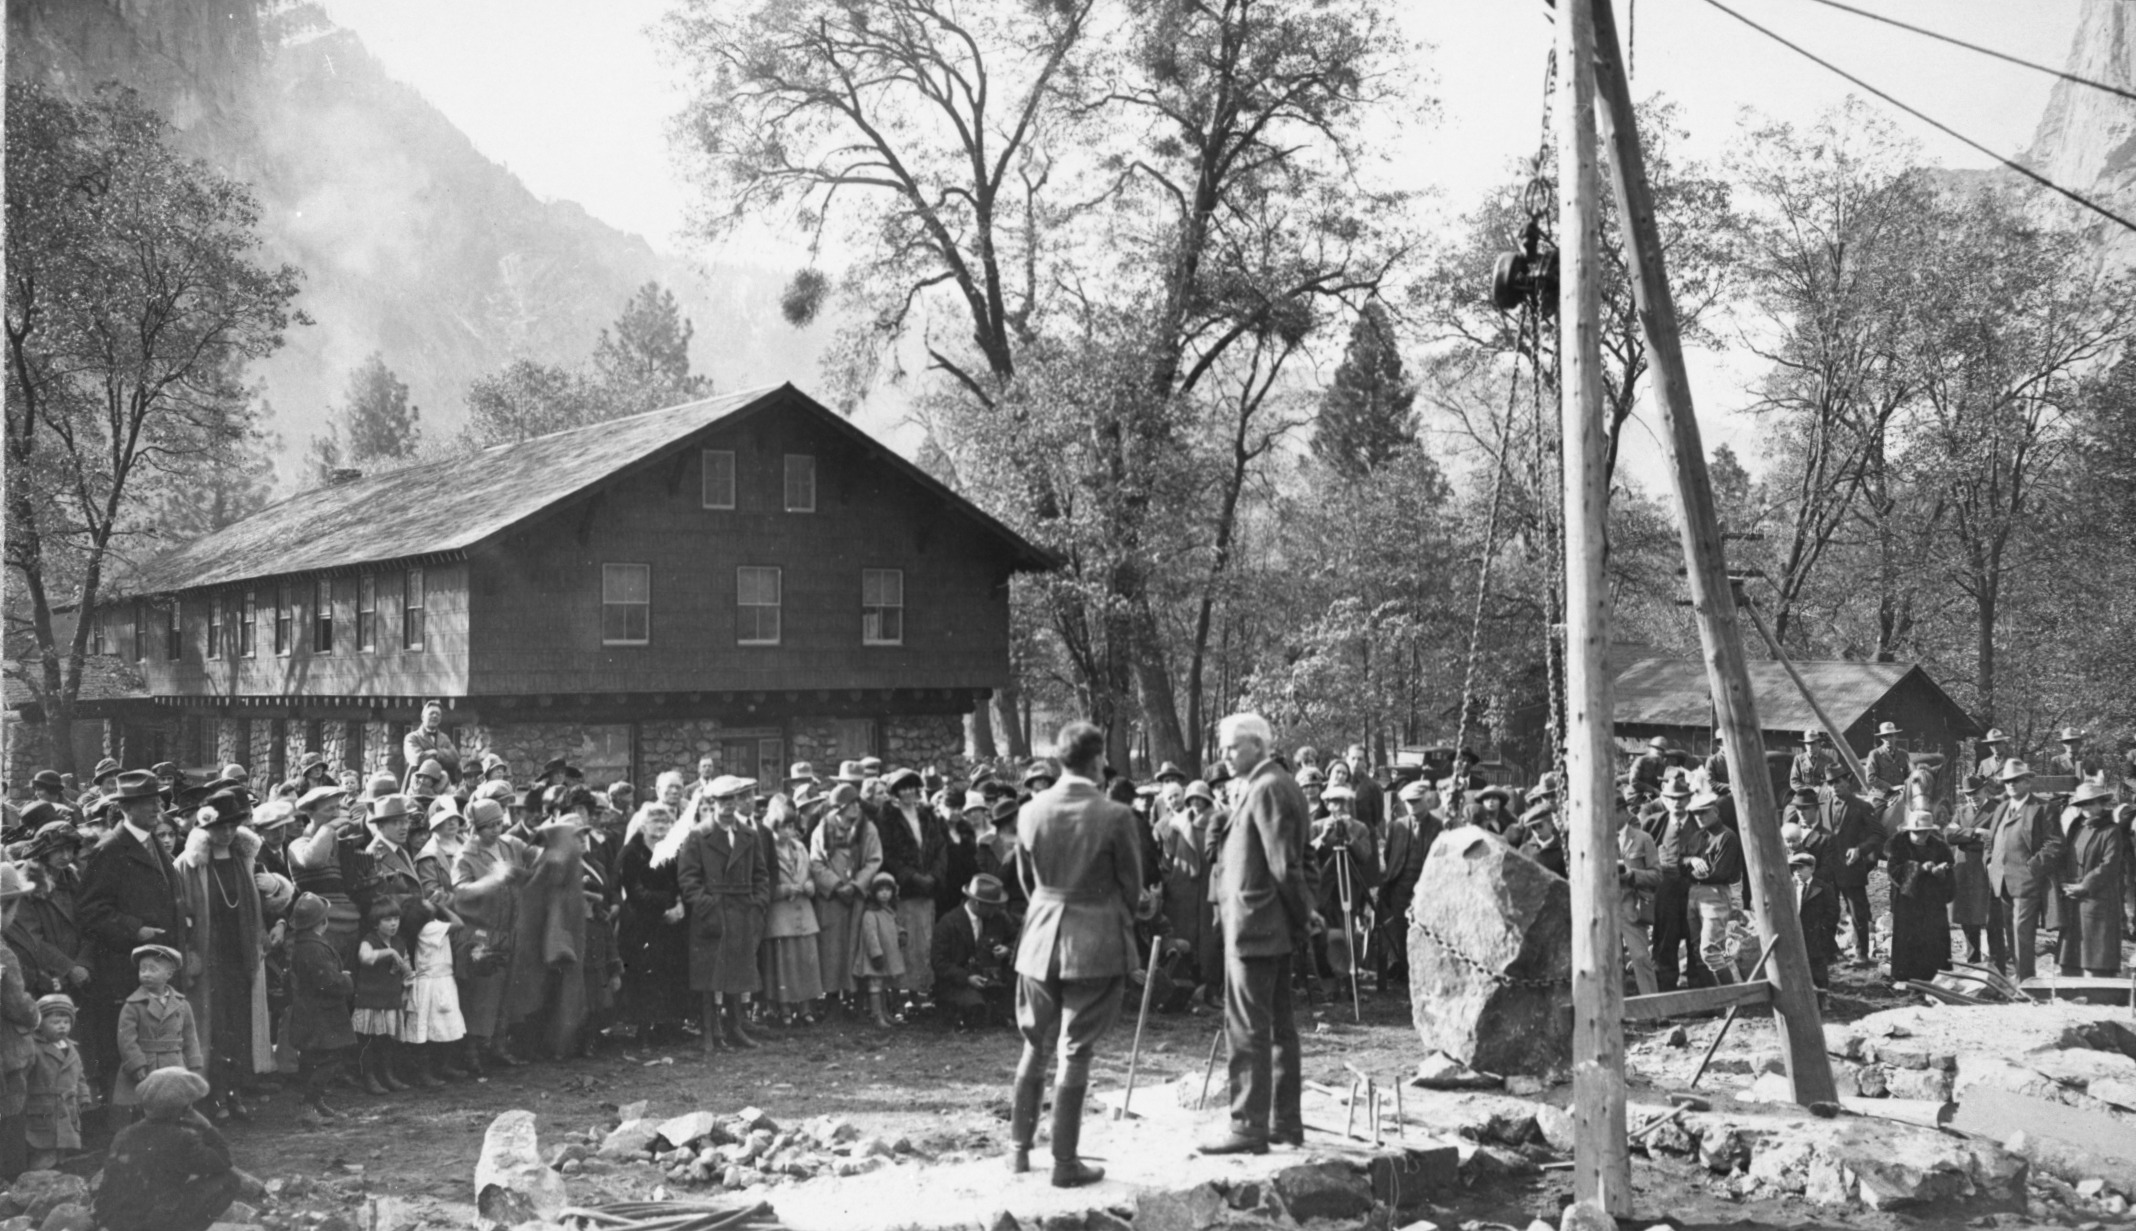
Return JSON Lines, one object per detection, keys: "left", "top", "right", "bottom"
{"left": 317, "top": 0, "right": 2086, "bottom": 479}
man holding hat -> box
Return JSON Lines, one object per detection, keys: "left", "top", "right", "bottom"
{"left": 78, "top": 769, "right": 189, "bottom": 1104}
{"left": 932, "top": 873, "right": 1015, "bottom": 1027}
{"left": 1821, "top": 766, "right": 1884, "bottom": 966}
{"left": 1982, "top": 760, "right": 2061, "bottom": 979}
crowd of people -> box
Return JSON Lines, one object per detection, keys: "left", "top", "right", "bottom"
{"left": 0, "top": 701, "right": 2130, "bottom": 1209}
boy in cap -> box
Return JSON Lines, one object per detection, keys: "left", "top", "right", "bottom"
{"left": 285, "top": 892, "right": 357, "bottom": 1120}
{"left": 114, "top": 944, "right": 203, "bottom": 1114}
{"left": 95, "top": 1066, "right": 253, "bottom": 1231}
{"left": 23, "top": 992, "right": 86, "bottom": 1167}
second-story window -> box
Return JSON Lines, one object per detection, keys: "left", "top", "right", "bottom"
{"left": 132, "top": 603, "right": 147, "bottom": 663}
{"left": 274, "top": 584, "right": 292, "bottom": 656}
{"left": 702, "top": 449, "right": 736, "bottom": 509}
{"left": 862, "top": 569, "right": 904, "bottom": 645}
{"left": 166, "top": 602, "right": 181, "bottom": 662}
{"left": 357, "top": 575, "right": 378, "bottom": 651}
{"left": 784, "top": 454, "right": 815, "bottom": 513}
{"left": 89, "top": 611, "right": 107, "bottom": 657}
{"left": 737, "top": 566, "right": 781, "bottom": 645}
{"left": 403, "top": 567, "right": 426, "bottom": 651}
{"left": 602, "top": 563, "right": 650, "bottom": 645}
{"left": 206, "top": 595, "right": 222, "bottom": 659}
{"left": 314, "top": 578, "right": 334, "bottom": 653}
{"left": 240, "top": 590, "right": 257, "bottom": 657}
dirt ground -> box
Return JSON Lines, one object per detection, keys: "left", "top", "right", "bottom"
{"left": 213, "top": 943, "right": 2069, "bottom": 1231}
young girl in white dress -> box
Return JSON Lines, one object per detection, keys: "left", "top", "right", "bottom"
{"left": 398, "top": 900, "right": 468, "bottom": 1086}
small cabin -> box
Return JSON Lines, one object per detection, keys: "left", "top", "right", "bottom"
{"left": 43, "top": 384, "right": 1055, "bottom": 787}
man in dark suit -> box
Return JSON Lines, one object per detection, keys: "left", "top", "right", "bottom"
{"left": 1201, "top": 712, "right": 1312, "bottom": 1156}
{"left": 933, "top": 873, "right": 1015, "bottom": 1027}
{"left": 1984, "top": 760, "right": 2061, "bottom": 979}
{"left": 1007, "top": 721, "right": 1143, "bottom": 1189}
{"left": 76, "top": 769, "right": 189, "bottom": 1101}
{"left": 1820, "top": 767, "right": 1883, "bottom": 965}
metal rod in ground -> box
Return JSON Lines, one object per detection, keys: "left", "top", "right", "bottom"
{"left": 1688, "top": 936, "right": 1782, "bottom": 1090}
{"left": 1394, "top": 1071, "right": 1405, "bottom": 1138}
{"left": 1115, "top": 936, "right": 1165, "bottom": 1118}
{"left": 1344, "top": 1077, "right": 1360, "bottom": 1139}
{"left": 1199, "top": 1026, "right": 1225, "bottom": 1110}
{"left": 1336, "top": 850, "right": 1362, "bottom": 1023}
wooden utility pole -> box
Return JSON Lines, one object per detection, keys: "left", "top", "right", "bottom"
{"left": 1586, "top": 0, "right": 1838, "bottom": 1103}
{"left": 1555, "top": 0, "right": 1632, "bottom": 1213}
{"left": 1734, "top": 583, "right": 1871, "bottom": 789}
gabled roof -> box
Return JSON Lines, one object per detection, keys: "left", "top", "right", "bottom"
{"left": 120, "top": 383, "right": 1054, "bottom": 596}
{"left": 1612, "top": 657, "right": 1981, "bottom": 738}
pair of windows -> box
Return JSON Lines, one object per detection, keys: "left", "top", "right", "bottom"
{"left": 332, "top": 569, "right": 425, "bottom": 654}
{"left": 195, "top": 569, "right": 424, "bottom": 660}
{"left": 701, "top": 450, "right": 816, "bottom": 513}
{"left": 599, "top": 565, "right": 903, "bottom": 647}
{"left": 203, "top": 591, "right": 260, "bottom": 659}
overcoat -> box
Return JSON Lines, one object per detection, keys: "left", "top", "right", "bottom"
{"left": 450, "top": 833, "right": 528, "bottom": 1037}
{"left": 1013, "top": 776, "right": 1142, "bottom": 981}
{"left": 1885, "top": 831, "right": 1953, "bottom": 983}
{"left": 875, "top": 801, "right": 949, "bottom": 903}
{"left": 0, "top": 946, "right": 37, "bottom": 1115}
{"left": 77, "top": 824, "right": 189, "bottom": 1002}
{"left": 503, "top": 839, "right": 591, "bottom": 1056}
{"left": 2059, "top": 815, "right": 2125, "bottom": 971}
{"left": 615, "top": 835, "right": 690, "bottom": 1022}
{"left": 765, "top": 836, "right": 821, "bottom": 940}
{"left": 932, "top": 901, "right": 1012, "bottom": 985}
{"left": 6, "top": 868, "right": 88, "bottom": 993}
{"left": 112, "top": 986, "right": 202, "bottom": 1106}
{"left": 23, "top": 1034, "right": 86, "bottom": 1149}
{"left": 285, "top": 931, "right": 358, "bottom": 1053}
{"left": 1983, "top": 794, "right": 2062, "bottom": 903}
{"left": 1820, "top": 796, "right": 1883, "bottom": 888}
{"left": 809, "top": 814, "right": 881, "bottom": 996}
{"left": 1945, "top": 797, "right": 1996, "bottom": 928}
{"left": 361, "top": 835, "right": 423, "bottom": 915}
{"left": 1212, "top": 759, "right": 1312, "bottom": 960}
{"left": 172, "top": 826, "right": 273, "bottom": 1077}
{"left": 677, "top": 820, "right": 769, "bottom": 994}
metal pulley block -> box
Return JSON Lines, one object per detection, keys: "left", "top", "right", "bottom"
{"left": 1491, "top": 248, "right": 1560, "bottom": 314}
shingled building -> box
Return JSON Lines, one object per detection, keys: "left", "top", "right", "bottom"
{"left": 45, "top": 384, "right": 1053, "bottom": 787}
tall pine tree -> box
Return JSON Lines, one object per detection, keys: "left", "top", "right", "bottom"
{"left": 592, "top": 282, "right": 709, "bottom": 413}
{"left": 309, "top": 352, "right": 419, "bottom": 481}
{"left": 1311, "top": 301, "right": 1416, "bottom": 478}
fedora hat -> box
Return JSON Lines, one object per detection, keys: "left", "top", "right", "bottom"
{"left": 1658, "top": 776, "right": 1693, "bottom": 800}
{"left": 2070, "top": 779, "right": 2117, "bottom": 807}
{"left": 858, "top": 756, "right": 884, "bottom": 776}
{"left": 786, "top": 761, "right": 819, "bottom": 786}
{"left": 1875, "top": 722, "right": 1903, "bottom": 738}
{"left": 2057, "top": 727, "right": 2085, "bottom": 743}
{"left": 1981, "top": 728, "right": 2008, "bottom": 744}
{"left": 1997, "top": 760, "right": 2035, "bottom": 783}
{"left": 367, "top": 794, "right": 418, "bottom": 824}
{"left": 1021, "top": 760, "right": 1057, "bottom": 787}
{"left": 988, "top": 797, "right": 1021, "bottom": 826}
{"left": 1823, "top": 764, "right": 1855, "bottom": 784}
{"left": 1800, "top": 728, "right": 1828, "bottom": 745}
{"left": 965, "top": 873, "right": 1008, "bottom": 906}
{"left": 296, "top": 784, "right": 347, "bottom": 813}
{"left": 835, "top": 761, "right": 867, "bottom": 784}
{"left": 91, "top": 757, "right": 121, "bottom": 783}
{"left": 1154, "top": 762, "right": 1187, "bottom": 783}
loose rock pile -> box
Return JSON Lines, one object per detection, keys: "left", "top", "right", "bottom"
{"left": 592, "top": 1105, "right": 914, "bottom": 1191}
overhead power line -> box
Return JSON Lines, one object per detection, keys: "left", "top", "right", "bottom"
{"left": 1695, "top": 0, "right": 2136, "bottom": 237}
{"left": 1787, "top": 0, "right": 2136, "bottom": 107}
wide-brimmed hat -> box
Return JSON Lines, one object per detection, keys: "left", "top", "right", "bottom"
{"left": 16, "top": 801, "right": 61, "bottom": 831}
{"left": 25, "top": 820, "right": 81, "bottom": 859}
{"left": 959, "top": 795, "right": 989, "bottom": 815}
{"left": 29, "top": 770, "right": 63, "bottom": 791}
{"left": 988, "top": 797, "right": 1021, "bottom": 827}
{"left": 708, "top": 774, "right": 757, "bottom": 801}
{"left": 2070, "top": 780, "right": 2117, "bottom": 807}
{"left": 131, "top": 943, "right": 182, "bottom": 968}
{"left": 91, "top": 757, "right": 121, "bottom": 783}
{"left": 835, "top": 760, "right": 867, "bottom": 784}
{"left": 1981, "top": 728, "right": 2008, "bottom": 744}
{"left": 1823, "top": 764, "right": 1854, "bottom": 784}
{"left": 1875, "top": 722, "right": 1903, "bottom": 738}
{"left": 883, "top": 768, "right": 923, "bottom": 795}
{"left": 1474, "top": 785, "right": 1510, "bottom": 803}
{"left": 1154, "top": 762, "right": 1188, "bottom": 783}
{"left": 1658, "top": 776, "right": 1693, "bottom": 800}
{"left": 965, "top": 873, "right": 1008, "bottom": 906}
{"left": 786, "top": 761, "right": 819, "bottom": 786}
{"left": 1997, "top": 760, "right": 2035, "bottom": 783}
{"left": 857, "top": 756, "right": 884, "bottom": 776}
{"left": 298, "top": 751, "right": 329, "bottom": 773}
{"left": 1646, "top": 736, "right": 1671, "bottom": 751}
{"left": 198, "top": 788, "right": 250, "bottom": 827}
{"left": 296, "top": 784, "right": 347, "bottom": 813}
{"left": 1801, "top": 728, "right": 1828, "bottom": 745}
{"left": 1686, "top": 790, "right": 1721, "bottom": 814}
{"left": 136, "top": 1066, "right": 210, "bottom": 1119}
{"left": 368, "top": 794, "right": 418, "bottom": 824}
{"left": 427, "top": 795, "right": 464, "bottom": 822}
{"left": 109, "top": 769, "right": 163, "bottom": 801}
{"left": 290, "top": 891, "right": 329, "bottom": 931}
{"left": 1901, "top": 810, "right": 1937, "bottom": 831}
{"left": 1961, "top": 774, "right": 1989, "bottom": 793}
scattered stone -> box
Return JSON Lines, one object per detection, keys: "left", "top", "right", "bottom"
{"left": 474, "top": 1110, "right": 569, "bottom": 1231}
{"left": 1876, "top": 1043, "right": 1931, "bottom": 1070}
{"left": 546, "top": 1142, "right": 593, "bottom": 1169}
{"left": 37, "top": 1206, "right": 93, "bottom": 1231}
{"left": 1533, "top": 1105, "right": 1574, "bottom": 1152}
{"left": 1504, "top": 1075, "right": 1547, "bottom": 1098}
{"left": 1476, "top": 1109, "right": 1539, "bottom": 1146}
{"left": 1271, "top": 1162, "right": 1373, "bottom": 1222}
{"left": 1559, "top": 1201, "right": 1616, "bottom": 1231}
{"left": 2076, "top": 1179, "right": 2108, "bottom": 1198}
{"left": 2089, "top": 1079, "right": 2136, "bottom": 1112}
{"left": 1740, "top": 1071, "right": 1795, "bottom": 1104}
{"left": 1464, "top": 1144, "right": 1537, "bottom": 1177}
{"left": 656, "top": 1111, "right": 720, "bottom": 1149}
{"left": 736, "top": 1106, "right": 778, "bottom": 1133}
{"left": 1853, "top": 1066, "right": 1890, "bottom": 1098}
{"left": 853, "top": 1135, "right": 894, "bottom": 1159}
{"left": 802, "top": 1114, "right": 860, "bottom": 1147}
{"left": 986, "top": 1211, "right": 1022, "bottom": 1231}
{"left": 1396, "top": 1222, "right": 1441, "bottom": 1231}
{"left": 2, "top": 1175, "right": 88, "bottom": 1224}
{"left": 1407, "top": 827, "right": 1572, "bottom": 1078}
{"left": 2103, "top": 1194, "right": 2129, "bottom": 1215}
{"left": 598, "top": 1118, "right": 662, "bottom": 1161}
{"left": 617, "top": 1099, "right": 648, "bottom": 1121}
{"left": 1825, "top": 1023, "right": 1863, "bottom": 1060}
{"left": 1884, "top": 1067, "right": 1954, "bottom": 1102}
{"left": 1368, "top": 1145, "right": 1459, "bottom": 1208}
{"left": 1412, "top": 1052, "right": 1500, "bottom": 1090}
{"left": 1662, "top": 1025, "right": 1689, "bottom": 1048}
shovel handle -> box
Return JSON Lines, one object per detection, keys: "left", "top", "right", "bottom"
{"left": 1120, "top": 935, "right": 1164, "bottom": 1113}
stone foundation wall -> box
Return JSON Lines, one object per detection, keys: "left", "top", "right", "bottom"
{"left": 638, "top": 720, "right": 723, "bottom": 784}
{"left": 784, "top": 718, "right": 842, "bottom": 773}
{"left": 215, "top": 719, "right": 244, "bottom": 769}
{"left": 474, "top": 721, "right": 635, "bottom": 789}
{"left": 285, "top": 721, "right": 313, "bottom": 778}
{"left": 885, "top": 713, "right": 968, "bottom": 781}
{"left": 362, "top": 721, "right": 395, "bottom": 780}
{"left": 3, "top": 715, "right": 55, "bottom": 788}
{"left": 251, "top": 719, "right": 281, "bottom": 781}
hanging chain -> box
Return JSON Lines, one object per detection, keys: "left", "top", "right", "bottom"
{"left": 1410, "top": 914, "right": 1567, "bottom": 991}
{"left": 1451, "top": 300, "right": 1528, "bottom": 767}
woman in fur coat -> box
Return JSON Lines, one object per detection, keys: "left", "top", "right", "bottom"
{"left": 171, "top": 795, "right": 273, "bottom": 1121}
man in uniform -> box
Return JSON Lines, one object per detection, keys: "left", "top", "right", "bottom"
{"left": 2049, "top": 728, "right": 2098, "bottom": 780}
{"left": 1975, "top": 729, "right": 2011, "bottom": 781}
{"left": 1629, "top": 737, "right": 1671, "bottom": 798}
{"left": 1864, "top": 722, "right": 1911, "bottom": 804}
{"left": 1820, "top": 766, "right": 1883, "bottom": 966}
{"left": 1201, "top": 713, "right": 1311, "bottom": 1157}
{"left": 1005, "top": 721, "right": 1142, "bottom": 1188}
{"left": 1983, "top": 760, "right": 2061, "bottom": 980}
{"left": 1790, "top": 730, "right": 1836, "bottom": 795}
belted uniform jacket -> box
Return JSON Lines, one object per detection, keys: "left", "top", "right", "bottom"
{"left": 1013, "top": 776, "right": 1142, "bottom": 982}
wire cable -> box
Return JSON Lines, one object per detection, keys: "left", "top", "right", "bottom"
{"left": 1696, "top": 0, "right": 2136, "bottom": 237}
{"left": 1783, "top": 0, "right": 2136, "bottom": 107}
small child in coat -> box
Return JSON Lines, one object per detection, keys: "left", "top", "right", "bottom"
{"left": 851, "top": 872, "right": 906, "bottom": 1028}
{"left": 114, "top": 944, "right": 203, "bottom": 1114}
{"left": 352, "top": 900, "right": 413, "bottom": 1095}
{"left": 285, "top": 892, "right": 358, "bottom": 1120}
{"left": 396, "top": 900, "right": 467, "bottom": 1086}
{"left": 95, "top": 1067, "right": 253, "bottom": 1231}
{"left": 23, "top": 993, "right": 87, "bottom": 1168}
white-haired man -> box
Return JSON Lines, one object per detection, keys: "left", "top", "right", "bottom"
{"left": 1200, "top": 713, "right": 1312, "bottom": 1156}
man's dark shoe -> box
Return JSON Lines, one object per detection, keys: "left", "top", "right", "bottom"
{"left": 1197, "top": 1126, "right": 1269, "bottom": 1155}
{"left": 1269, "top": 1124, "right": 1305, "bottom": 1147}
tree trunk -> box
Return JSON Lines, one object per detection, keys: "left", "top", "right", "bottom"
{"left": 1975, "top": 572, "right": 1998, "bottom": 726}
{"left": 1130, "top": 597, "right": 1193, "bottom": 774}
{"left": 968, "top": 699, "right": 998, "bottom": 761}
{"left": 992, "top": 681, "right": 1030, "bottom": 759}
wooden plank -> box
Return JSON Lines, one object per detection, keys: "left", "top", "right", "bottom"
{"left": 1555, "top": 2, "right": 1630, "bottom": 1216}
{"left": 1587, "top": 0, "right": 1837, "bottom": 1106}
{"left": 1623, "top": 980, "right": 1772, "bottom": 1022}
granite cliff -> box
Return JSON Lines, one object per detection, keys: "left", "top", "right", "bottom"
{"left": 2028, "top": 0, "right": 2136, "bottom": 262}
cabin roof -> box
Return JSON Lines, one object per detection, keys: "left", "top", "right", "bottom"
{"left": 118, "top": 383, "right": 1055, "bottom": 596}
{"left": 1611, "top": 657, "right": 1982, "bottom": 738}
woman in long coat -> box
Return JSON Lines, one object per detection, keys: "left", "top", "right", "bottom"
{"left": 1884, "top": 812, "right": 1954, "bottom": 984}
{"left": 503, "top": 808, "right": 592, "bottom": 1062}
{"left": 808, "top": 785, "right": 880, "bottom": 1011}
{"left": 451, "top": 799, "right": 527, "bottom": 1072}
{"left": 1943, "top": 776, "right": 1999, "bottom": 964}
{"left": 616, "top": 804, "right": 691, "bottom": 1043}
{"left": 872, "top": 770, "right": 946, "bottom": 1010}
{"left": 172, "top": 801, "right": 273, "bottom": 1120}
{"left": 2058, "top": 782, "right": 2126, "bottom": 976}
{"left": 677, "top": 779, "right": 769, "bottom": 1055}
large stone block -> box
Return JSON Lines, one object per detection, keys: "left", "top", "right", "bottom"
{"left": 1407, "top": 827, "right": 1572, "bottom": 1078}
{"left": 474, "top": 1110, "right": 569, "bottom": 1230}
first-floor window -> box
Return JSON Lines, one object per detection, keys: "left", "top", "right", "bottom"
{"left": 602, "top": 563, "right": 650, "bottom": 645}
{"left": 862, "top": 568, "right": 903, "bottom": 645}
{"left": 737, "top": 566, "right": 781, "bottom": 645}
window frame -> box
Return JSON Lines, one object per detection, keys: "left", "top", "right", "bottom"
{"left": 206, "top": 593, "right": 223, "bottom": 660}
{"left": 357, "top": 574, "right": 378, "bottom": 652}
{"left": 862, "top": 568, "right": 904, "bottom": 646}
{"left": 783, "top": 454, "right": 816, "bottom": 513}
{"left": 132, "top": 602, "right": 148, "bottom": 663}
{"left": 240, "top": 590, "right": 257, "bottom": 658}
{"left": 736, "top": 565, "right": 782, "bottom": 646}
{"left": 403, "top": 567, "right": 426, "bottom": 651}
{"left": 166, "top": 601, "right": 182, "bottom": 662}
{"left": 273, "top": 584, "right": 292, "bottom": 657}
{"left": 313, "top": 578, "right": 334, "bottom": 654}
{"left": 701, "top": 448, "right": 736, "bottom": 510}
{"left": 601, "top": 563, "right": 651, "bottom": 647}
